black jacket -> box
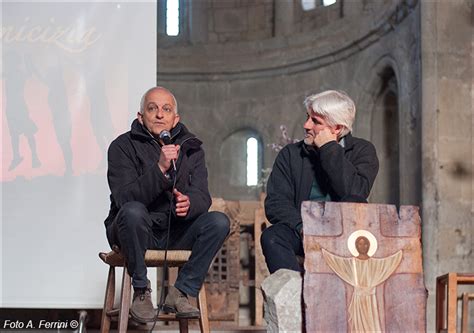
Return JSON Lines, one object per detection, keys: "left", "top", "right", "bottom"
{"left": 104, "top": 120, "right": 211, "bottom": 229}
{"left": 265, "top": 133, "right": 379, "bottom": 231}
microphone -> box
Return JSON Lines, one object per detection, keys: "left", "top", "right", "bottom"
{"left": 159, "top": 130, "right": 172, "bottom": 145}
{"left": 159, "top": 130, "right": 176, "bottom": 172}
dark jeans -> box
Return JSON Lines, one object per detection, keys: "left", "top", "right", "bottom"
{"left": 106, "top": 201, "right": 230, "bottom": 297}
{"left": 260, "top": 223, "right": 304, "bottom": 274}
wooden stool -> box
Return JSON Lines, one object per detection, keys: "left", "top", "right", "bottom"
{"left": 436, "top": 272, "right": 474, "bottom": 333}
{"left": 99, "top": 250, "right": 210, "bottom": 333}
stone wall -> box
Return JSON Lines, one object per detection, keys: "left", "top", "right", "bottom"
{"left": 156, "top": 0, "right": 421, "bottom": 204}
{"left": 421, "top": 0, "right": 473, "bottom": 330}
{"left": 207, "top": 0, "right": 274, "bottom": 43}
{"left": 154, "top": 0, "right": 473, "bottom": 328}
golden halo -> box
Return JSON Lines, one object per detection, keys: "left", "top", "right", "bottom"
{"left": 347, "top": 230, "right": 378, "bottom": 257}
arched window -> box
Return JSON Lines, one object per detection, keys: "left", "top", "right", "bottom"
{"left": 217, "top": 130, "right": 263, "bottom": 200}
{"left": 301, "top": 0, "right": 336, "bottom": 11}
{"left": 246, "top": 137, "right": 259, "bottom": 186}
{"left": 322, "top": 0, "right": 336, "bottom": 6}
{"left": 301, "top": 0, "right": 317, "bottom": 11}
{"left": 166, "top": 0, "right": 179, "bottom": 36}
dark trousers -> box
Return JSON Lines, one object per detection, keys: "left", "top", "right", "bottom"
{"left": 106, "top": 201, "right": 230, "bottom": 297}
{"left": 260, "top": 223, "right": 304, "bottom": 274}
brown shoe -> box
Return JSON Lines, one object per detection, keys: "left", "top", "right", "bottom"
{"left": 163, "top": 286, "right": 200, "bottom": 318}
{"left": 130, "top": 281, "right": 156, "bottom": 323}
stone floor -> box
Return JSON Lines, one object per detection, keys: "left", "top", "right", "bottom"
{"left": 121, "top": 324, "right": 266, "bottom": 333}
{"left": 121, "top": 328, "right": 265, "bottom": 333}
{"left": 0, "top": 328, "right": 266, "bottom": 333}
{"left": 0, "top": 309, "right": 267, "bottom": 333}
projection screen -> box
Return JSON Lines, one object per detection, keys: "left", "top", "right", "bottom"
{"left": 1, "top": 1, "right": 157, "bottom": 308}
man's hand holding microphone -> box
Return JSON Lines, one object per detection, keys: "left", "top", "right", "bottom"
{"left": 158, "top": 130, "right": 190, "bottom": 217}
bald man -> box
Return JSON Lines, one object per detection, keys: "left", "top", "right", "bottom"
{"left": 104, "top": 87, "right": 229, "bottom": 322}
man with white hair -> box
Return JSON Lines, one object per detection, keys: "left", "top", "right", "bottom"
{"left": 261, "top": 90, "right": 379, "bottom": 273}
{"left": 104, "top": 86, "right": 230, "bottom": 322}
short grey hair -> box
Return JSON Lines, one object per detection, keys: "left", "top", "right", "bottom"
{"left": 139, "top": 86, "right": 178, "bottom": 114}
{"left": 303, "top": 90, "right": 356, "bottom": 138}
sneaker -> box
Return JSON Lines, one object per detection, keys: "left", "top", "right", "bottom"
{"left": 130, "top": 281, "right": 156, "bottom": 323}
{"left": 163, "top": 286, "right": 200, "bottom": 318}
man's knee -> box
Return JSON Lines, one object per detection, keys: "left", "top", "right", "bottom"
{"left": 261, "top": 224, "right": 295, "bottom": 250}
{"left": 116, "top": 201, "right": 149, "bottom": 229}
{"left": 260, "top": 226, "right": 276, "bottom": 250}
{"left": 205, "top": 211, "right": 230, "bottom": 238}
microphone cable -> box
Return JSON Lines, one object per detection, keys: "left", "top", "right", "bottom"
{"left": 149, "top": 159, "right": 177, "bottom": 333}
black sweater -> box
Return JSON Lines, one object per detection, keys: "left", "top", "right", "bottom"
{"left": 265, "top": 133, "right": 379, "bottom": 231}
{"left": 104, "top": 120, "right": 211, "bottom": 229}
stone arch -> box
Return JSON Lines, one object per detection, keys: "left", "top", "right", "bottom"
{"left": 355, "top": 54, "right": 420, "bottom": 205}
{"left": 353, "top": 55, "right": 401, "bottom": 138}
{"left": 370, "top": 66, "right": 400, "bottom": 206}
{"left": 355, "top": 56, "right": 401, "bottom": 204}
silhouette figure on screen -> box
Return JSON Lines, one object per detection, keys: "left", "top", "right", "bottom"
{"left": 32, "top": 52, "right": 73, "bottom": 175}
{"left": 83, "top": 70, "right": 113, "bottom": 168}
{"left": 3, "top": 51, "right": 40, "bottom": 171}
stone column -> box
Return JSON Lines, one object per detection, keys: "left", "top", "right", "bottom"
{"left": 189, "top": 0, "right": 208, "bottom": 44}
{"left": 274, "top": 0, "right": 294, "bottom": 37}
{"left": 157, "top": 0, "right": 166, "bottom": 36}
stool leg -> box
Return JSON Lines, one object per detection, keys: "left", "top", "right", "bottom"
{"left": 100, "top": 266, "right": 115, "bottom": 333}
{"left": 178, "top": 319, "right": 189, "bottom": 333}
{"left": 118, "top": 267, "right": 132, "bottom": 333}
{"left": 197, "top": 284, "right": 210, "bottom": 333}
{"left": 461, "top": 293, "right": 469, "bottom": 333}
